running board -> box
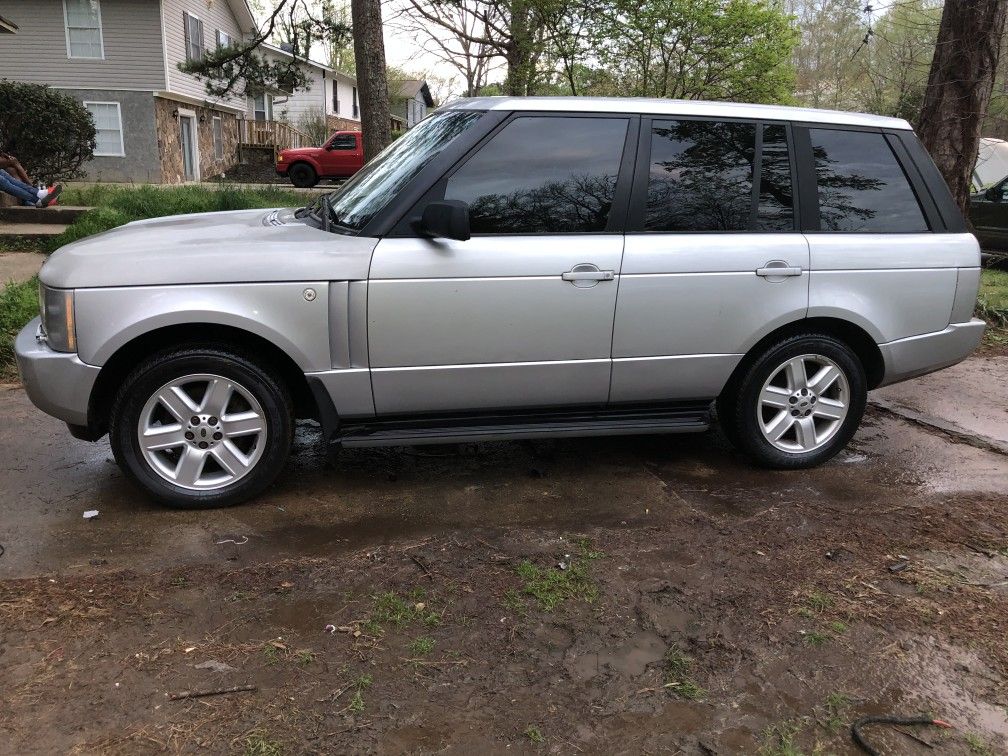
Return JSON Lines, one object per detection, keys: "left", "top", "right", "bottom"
{"left": 336, "top": 405, "right": 711, "bottom": 448}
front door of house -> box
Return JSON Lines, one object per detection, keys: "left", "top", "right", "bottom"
{"left": 180, "top": 116, "right": 198, "bottom": 181}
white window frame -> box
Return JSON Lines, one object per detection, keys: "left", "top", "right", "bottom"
{"left": 216, "top": 29, "right": 232, "bottom": 49}
{"left": 184, "top": 11, "right": 205, "bottom": 62}
{"left": 83, "top": 100, "right": 124, "bottom": 156}
{"left": 63, "top": 0, "right": 105, "bottom": 60}
{"left": 212, "top": 115, "right": 224, "bottom": 160}
{"left": 177, "top": 107, "right": 201, "bottom": 182}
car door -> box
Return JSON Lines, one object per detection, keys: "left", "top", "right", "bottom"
{"left": 969, "top": 177, "right": 1008, "bottom": 252}
{"left": 322, "top": 132, "right": 358, "bottom": 176}
{"left": 367, "top": 113, "right": 636, "bottom": 415}
{"left": 610, "top": 117, "right": 809, "bottom": 403}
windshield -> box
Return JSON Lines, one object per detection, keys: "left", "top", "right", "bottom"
{"left": 321, "top": 109, "right": 484, "bottom": 232}
{"left": 974, "top": 137, "right": 1008, "bottom": 190}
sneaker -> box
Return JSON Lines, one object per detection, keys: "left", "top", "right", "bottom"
{"left": 40, "top": 184, "right": 62, "bottom": 208}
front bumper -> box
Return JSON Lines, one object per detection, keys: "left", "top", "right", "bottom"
{"left": 275, "top": 164, "right": 289, "bottom": 176}
{"left": 878, "top": 318, "right": 986, "bottom": 387}
{"left": 15, "top": 317, "right": 100, "bottom": 426}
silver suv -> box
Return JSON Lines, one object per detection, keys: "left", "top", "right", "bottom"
{"left": 16, "top": 97, "right": 985, "bottom": 508}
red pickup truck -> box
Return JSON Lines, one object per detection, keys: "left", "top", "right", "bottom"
{"left": 276, "top": 131, "right": 364, "bottom": 187}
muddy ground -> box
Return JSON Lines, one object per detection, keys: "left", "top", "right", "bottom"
{"left": 1, "top": 356, "right": 1007, "bottom": 755}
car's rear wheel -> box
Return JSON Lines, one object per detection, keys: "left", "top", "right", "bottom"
{"left": 109, "top": 347, "right": 293, "bottom": 508}
{"left": 721, "top": 334, "right": 866, "bottom": 469}
{"left": 288, "top": 162, "right": 318, "bottom": 188}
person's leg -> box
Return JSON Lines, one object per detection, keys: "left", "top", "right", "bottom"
{"left": 0, "top": 169, "right": 40, "bottom": 205}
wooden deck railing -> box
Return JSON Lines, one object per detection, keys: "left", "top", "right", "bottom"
{"left": 238, "top": 119, "right": 313, "bottom": 151}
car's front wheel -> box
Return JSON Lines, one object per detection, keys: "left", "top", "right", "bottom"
{"left": 288, "top": 162, "right": 318, "bottom": 188}
{"left": 720, "top": 334, "right": 867, "bottom": 469}
{"left": 109, "top": 347, "right": 294, "bottom": 508}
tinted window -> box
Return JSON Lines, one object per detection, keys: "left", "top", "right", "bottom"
{"left": 810, "top": 128, "right": 927, "bottom": 232}
{"left": 646, "top": 120, "right": 756, "bottom": 232}
{"left": 445, "top": 116, "right": 628, "bottom": 234}
{"left": 757, "top": 124, "right": 794, "bottom": 231}
{"left": 330, "top": 133, "right": 356, "bottom": 149}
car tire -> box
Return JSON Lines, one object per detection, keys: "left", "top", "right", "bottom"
{"left": 288, "top": 163, "right": 318, "bottom": 188}
{"left": 723, "top": 334, "right": 866, "bottom": 469}
{"left": 109, "top": 346, "right": 294, "bottom": 509}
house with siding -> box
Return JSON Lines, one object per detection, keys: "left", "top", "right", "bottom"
{"left": 394, "top": 79, "right": 433, "bottom": 130}
{"left": 0, "top": 0, "right": 360, "bottom": 183}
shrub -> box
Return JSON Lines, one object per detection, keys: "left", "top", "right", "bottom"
{"left": 1, "top": 276, "right": 39, "bottom": 379}
{"left": 297, "top": 106, "right": 329, "bottom": 146}
{"left": 0, "top": 80, "right": 96, "bottom": 183}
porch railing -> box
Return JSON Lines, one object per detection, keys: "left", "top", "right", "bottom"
{"left": 238, "top": 118, "right": 313, "bottom": 151}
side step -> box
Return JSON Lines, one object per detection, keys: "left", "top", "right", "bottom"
{"left": 336, "top": 405, "right": 711, "bottom": 448}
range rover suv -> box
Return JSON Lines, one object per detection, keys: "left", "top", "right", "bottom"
{"left": 16, "top": 97, "right": 985, "bottom": 508}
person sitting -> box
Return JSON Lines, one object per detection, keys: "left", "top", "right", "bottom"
{"left": 0, "top": 152, "right": 61, "bottom": 207}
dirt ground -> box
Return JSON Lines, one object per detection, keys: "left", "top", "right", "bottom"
{"left": 1, "top": 356, "right": 1007, "bottom": 755}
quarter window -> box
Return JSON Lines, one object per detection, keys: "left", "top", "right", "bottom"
{"left": 84, "top": 101, "right": 124, "bottom": 156}
{"left": 444, "top": 116, "right": 629, "bottom": 234}
{"left": 810, "top": 128, "right": 927, "bottom": 232}
{"left": 64, "top": 0, "right": 103, "bottom": 59}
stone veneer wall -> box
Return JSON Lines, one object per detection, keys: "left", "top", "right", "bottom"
{"left": 154, "top": 97, "right": 241, "bottom": 183}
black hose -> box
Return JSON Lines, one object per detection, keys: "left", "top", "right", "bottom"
{"left": 851, "top": 715, "right": 953, "bottom": 755}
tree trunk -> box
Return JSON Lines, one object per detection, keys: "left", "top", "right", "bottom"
{"left": 917, "top": 0, "right": 1008, "bottom": 214}
{"left": 503, "top": 0, "right": 533, "bottom": 96}
{"left": 351, "top": 0, "right": 391, "bottom": 161}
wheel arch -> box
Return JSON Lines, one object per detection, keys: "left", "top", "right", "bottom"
{"left": 87, "top": 323, "right": 317, "bottom": 437}
{"left": 722, "top": 317, "right": 885, "bottom": 400}
{"left": 287, "top": 160, "right": 320, "bottom": 183}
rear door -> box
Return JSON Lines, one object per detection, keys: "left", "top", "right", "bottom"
{"left": 799, "top": 126, "right": 973, "bottom": 344}
{"left": 367, "top": 113, "right": 636, "bottom": 415}
{"left": 610, "top": 117, "right": 809, "bottom": 403}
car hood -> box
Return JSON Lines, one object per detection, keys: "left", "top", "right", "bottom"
{"left": 279, "top": 147, "right": 319, "bottom": 158}
{"left": 41, "top": 208, "right": 376, "bottom": 289}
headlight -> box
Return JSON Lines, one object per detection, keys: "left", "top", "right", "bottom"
{"left": 39, "top": 284, "right": 76, "bottom": 353}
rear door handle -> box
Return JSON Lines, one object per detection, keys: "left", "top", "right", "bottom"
{"left": 562, "top": 263, "right": 615, "bottom": 286}
{"left": 756, "top": 261, "right": 803, "bottom": 278}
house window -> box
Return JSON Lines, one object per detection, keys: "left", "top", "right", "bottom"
{"left": 212, "top": 116, "right": 224, "bottom": 160}
{"left": 253, "top": 93, "right": 272, "bottom": 121}
{"left": 216, "top": 29, "right": 232, "bottom": 49}
{"left": 332, "top": 83, "right": 340, "bottom": 114}
{"left": 183, "top": 11, "right": 204, "bottom": 62}
{"left": 84, "top": 101, "right": 124, "bottom": 156}
{"left": 63, "top": 0, "right": 104, "bottom": 59}
{"left": 352, "top": 86, "right": 358, "bottom": 118}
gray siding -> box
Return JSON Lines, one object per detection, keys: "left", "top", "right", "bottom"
{"left": 162, "top": 0, "right": 244, "bottom": 110}
{"left": 64, "top": 89, "right": 162, "bottom": 182}
{"left": 0, "top": 0, "right": 165, "bottom": 90}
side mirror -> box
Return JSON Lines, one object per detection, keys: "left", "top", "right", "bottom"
{"left": 414, "top": 200, "right": 471, "bottom": 241}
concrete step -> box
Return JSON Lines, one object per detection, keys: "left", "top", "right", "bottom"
{"left": 0, "top": 222, "right": 69, "bottom": 245}
{"left": 0, "top": 205, "right": 91, "bottom": 224}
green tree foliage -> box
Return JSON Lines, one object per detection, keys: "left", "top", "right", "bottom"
{"left": 0, "top": 80, "right": 95, "bottom": 183}
{"left": 592, "top": 0, "right": 799, "bottom": 102}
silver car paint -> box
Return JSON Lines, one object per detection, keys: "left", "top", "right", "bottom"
{"left": 40, "top": 209, "right": 375, "bottom": 289}
{"left": 367, "top": 235, "right": 623, "bottom": 414}
{"left": 611, "top": 233, "right": 810, "bottom": 402}
{"left": 13, "top": 98, "right": 985, "bottom": 433}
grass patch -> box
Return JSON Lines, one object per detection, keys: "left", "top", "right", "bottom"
{"left": 822, "top": 692, "right": 851, "bottom": 734}
{"left": 0, "top": 276, "right": 38, "bottom": 379}
{"left": 409, "top": 636, "right": 435, "bottom": 656}
{"left": 979, "top": 268, "right": 1008, "bottom": 348}
{"left": 362, "top": 589, "right": 440, "bottom": 635}
{"left": 802, "top": 630, "right": 829, "bottom": 647}
{"left": 45, "top": 184, "right": 309, "bottom": 253}
{"left": 514, "top": 539, "right": 602, "bottom": 611}
{"left": 524, "top": 725, "right": 545, "bottom": 744}
{"left": 243, "top": 731, "right": 283, "bottom": 756}
{"left": 759, "top": 720, "right": 805, "bottom": 756}
{"left": 966, "top": 732, "right": 994, "bottom": 755}
{"left": 662, "top": 646, "right": 706, "bottom": 700}
{"left": 346, "top": 673, "right": 372, "bottom": 713}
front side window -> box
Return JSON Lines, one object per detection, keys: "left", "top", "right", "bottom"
{"left": 444, "top": 116, "right": 628, "bottom": 234}
{"left": 84, "top": 101, "right": 123, "bottom": 156}
{"left": 64, "top": 0, "right": 103, "bottom": 59}
{"left": 326, "top": 109, "right": 483, "bottom": 232}
{"left": 810, "top": 128, "right": 927, "bottom": 232}
{"left": 330, "top": 133, "right": 356, "bottom": 150}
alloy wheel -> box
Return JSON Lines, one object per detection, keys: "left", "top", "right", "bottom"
{"left": 756, "top": 354, "right": 850, "bottom": 453}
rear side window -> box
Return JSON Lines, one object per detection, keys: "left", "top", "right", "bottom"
{"left": 444, "top": 116, "right": 629, "bottom": 234}
{"left": 644, "top": 120, "right": 794, "bottom": 232}
{"left": 809, "top": 128, "right": 928, "bottom": 232}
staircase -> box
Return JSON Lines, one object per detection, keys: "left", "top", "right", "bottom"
{"left": 0, "top": 205, "right": 90, "bottom": 246}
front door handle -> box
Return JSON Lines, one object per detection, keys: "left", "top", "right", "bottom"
{"left": 756, "top": 260, "right": 803, "bottom": 279}
{"left": 562, "top": 263, "right": 615, "bottom": 287}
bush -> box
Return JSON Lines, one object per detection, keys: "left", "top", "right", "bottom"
{"left": 0, "top": 80, "right": 96, "bottom": 183}
{"left": 297, "top": 106, "right": 329, "bottom": 147}
{"left": 0, "top": 276, "right": 39, "bottom": 379}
